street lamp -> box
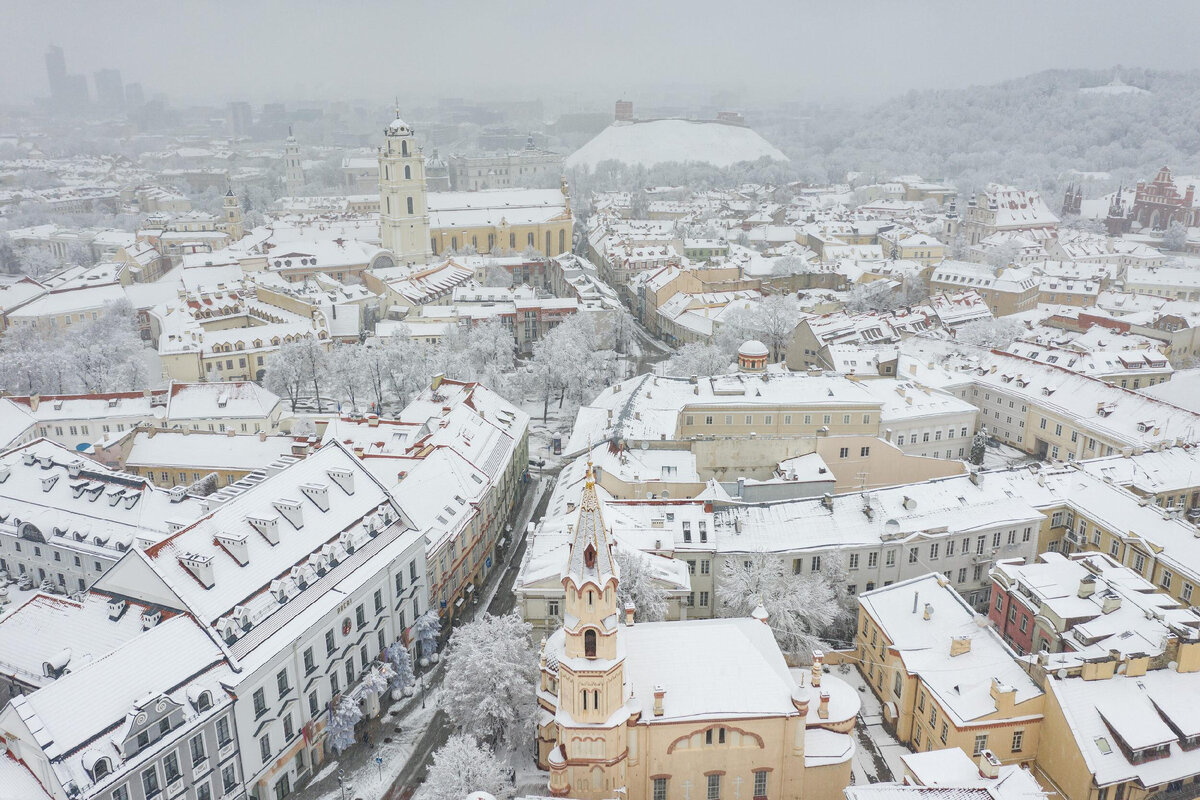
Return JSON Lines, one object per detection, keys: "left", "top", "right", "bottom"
{"left": 419, "top": 656, "right": 430, "bottom": 708}
{"left": 337, "top": 768, "right": 346, "bottom": 800}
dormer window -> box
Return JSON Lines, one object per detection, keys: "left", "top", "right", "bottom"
{"left": 583, "top": 544, "right": 596, "bottom": 568}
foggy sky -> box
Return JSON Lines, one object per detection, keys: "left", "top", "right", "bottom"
{"left": 5, "top": 0, "right": 1200, "bottom": 110}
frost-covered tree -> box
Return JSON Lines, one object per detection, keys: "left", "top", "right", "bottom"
{"left": 413, "top": 610, "right": 441, "bottom": 662}
{"left": 771, "top": 255, "right": 812, "bottom": 276}
{"left": 1163, "top": 220, "right": 1189, "bottom": 252}
{"left": 66, "top": 299, "right": 147, "bottom": 393}
{"left": 356, "top": 662, "right": 395, "bottom": 707}
{"left": 985, "top": 240, "right": 1022, "bottom": 271}
{"left": 265, "top": 337, "right": 328, "bottom": 411}
{"left": 955, "top": 317, "right": 1025, "bottom": 350}
{"left": 662, "top": 342, "right": 732, "bottom": 377}
{"left": 481, "top": 261, "right": 514, "bottom": 287}
{"left": 716, "top": 294, "right": 801, "bottom": 362}
{"left": 325, "top": 349, "right": 365, "bottom": 413}
{"left": 614, "top": 547, "right": 667, "bottom": 622}
{"left": 970, "top": 426, "right": 989, "bottom": 466}
{"left": 716, "top": 551, "right": 839, "bottom": 662}
{"left": 384, "top": 642, "right": 415, "bottom": 693}
{"left": 441, "top": 612, "right": 537, "bottom": 752}
{"left": 527, "top": 314, "right": 618, "bottom": 422}
{"left": 16, "top": 248, "right": 59, "bottom": 278}
{"left": 264, "top": 348, "right": 305, "bottom": 412}
{"left": 843, "top": 280, "right": 900, "bottom": 313}
{"left": 326, "top": 695, "right": 362, "bottom": 754}
{"left": 418, "top": 734, "right": 512, "bottom": 800}
{"left": 597, "top": 306, "right": 638, "bottom": 356}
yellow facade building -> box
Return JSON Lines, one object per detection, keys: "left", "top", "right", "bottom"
{"left": 536, "top": 463, "right": 855, "bottom": 800}
{"left": 378, "top": 110, "right": 573, "bottom": 264}
{"left": 856, "top": 574, "right": 1044, "bottom": 768}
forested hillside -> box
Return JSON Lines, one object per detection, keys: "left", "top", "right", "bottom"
{"left": 766, "top": 68, "right": 1200, "bottom": 192}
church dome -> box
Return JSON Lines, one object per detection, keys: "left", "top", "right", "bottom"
{"left": 737, "top": 340, "right": 770, "bottom": 373}
{"left": 387, "top": 117, "right": 410, "bottom": 135}
{"left": 738, "top": 340, "right": 769, "bottom": 358}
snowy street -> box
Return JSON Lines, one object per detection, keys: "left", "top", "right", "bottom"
{"left": 289, "top": 467, "right": 552, "bottom": 800}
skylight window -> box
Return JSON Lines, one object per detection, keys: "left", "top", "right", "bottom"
{"left": 1095, "top": 737, "right": 1112, "bottom": 755}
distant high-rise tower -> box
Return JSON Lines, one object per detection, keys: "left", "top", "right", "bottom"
{"left": 124, "top": 82, "right": 145, "bottom": 107}
{"left": 377, "top": 109, "right": 432, "bottom": 263}
{"left": 614, "top": 99, "right": 633, "bottom": 121}
{"left": 222, "top": 189, "right": 244, "bottom": 241}
{"left": 45, "top": 45, "right": 87, "bottom": 109}
{"left": 227, "top": 101, "right": 253, "bottom": 138}
{"left": 94, "top": 69, "right": 124, "bottom": 110}
{"left": 283, "top": 128, "right": 304, "bottom": 196}
{"left": 45, "top": 46, "right": 66, "bottom": 100}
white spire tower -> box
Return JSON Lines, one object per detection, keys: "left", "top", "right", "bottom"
{"left": 283, "top": 126, "right": 304, "bottom": 196}
{"left": 377, "top": 104, "right": 432, "bottom": 263}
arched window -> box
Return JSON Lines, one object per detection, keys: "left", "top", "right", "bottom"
{"left": 386, "top": 197, "right": 391, "bottom": 214}
{"left": 197, "top": 691, "right": 212, "bottom": 711}
{"left": 545, "top": 231, "right": 551, "bottom": 254}
{"left": 584, "top": 629, "right": 597, "bottom": 658}
{"left": 451, "top": 237, "right": 458, "bottom": 251}
{"left": 431, "top": 238, "right": 438, "bottom": 255}
{"left": 384, "top": 165, "right": 389, "bottom": 181}
{"left": 92, "top": 758, "right": 111, "bottom": 779}
{"left": 488, "top": 234, "right": 495, "bottom": 251}
{"left": 584, "top": 544, "right": 596, "bottom": 568}
{"left": 407, "top": 197, "right": 414, "bottom": 215}
{"left": 527, "top": 232, "right": 535, "bottom": 248}
{"left": 509, "top": 233, "right": 516, "bottom": 250}
{"left": 404, "top": 165, "right": 411, "bottom": 180}
{"left": 401, "top": 140, "right": 409, "bottom": 157}
{"left": 560, "top": 229, "right": 566, "bottom": 253}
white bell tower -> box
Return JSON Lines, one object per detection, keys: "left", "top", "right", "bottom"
{"left": 283, "top": 127, "right": 304, "bottom": 196}
{"left": 378, "top": 106, "right": 432, "bottom": 263}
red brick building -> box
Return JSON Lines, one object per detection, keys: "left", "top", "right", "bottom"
{"left": 1133, "top": 166, "right": 1199, "bottom": 230}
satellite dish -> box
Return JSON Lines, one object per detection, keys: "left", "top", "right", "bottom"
{"left": 1169, "top": 661, "right": 1179, "bottom": 671}
{"left": 640, "top": 441, "right": 649, "bottom": 450}
{"left": 1056, "top": 668, "right": 1068, "bottom": 679}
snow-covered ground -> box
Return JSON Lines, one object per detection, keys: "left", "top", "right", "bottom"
{"left": 980, "top": 440, "right": 1037, "bottom": 470}
{"left": 307, "top": 687, "right": 442, "bottom": 800}
{"left": 837, "top": 660, "right": 909, "bottom": 783}
{"left": 566, "top": 118, "right": 789, "bottom": 170}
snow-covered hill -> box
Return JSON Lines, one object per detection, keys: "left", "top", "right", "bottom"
{"left": 566, "top": 119, "right": 788, "bottom": 170}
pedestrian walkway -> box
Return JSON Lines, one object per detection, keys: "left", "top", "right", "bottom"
{"left": 300, "top": 684, "right": 442, "bottom": 800}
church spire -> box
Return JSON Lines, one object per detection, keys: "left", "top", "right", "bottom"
{"left": 564, "top": 459, "right": 618, "bottom": 590}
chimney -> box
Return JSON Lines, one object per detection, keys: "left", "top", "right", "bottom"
{"left": 811, "top": 651, "right": 824, "bottom": 687}
{"left": 752, "top": 604, "right": 770, "bottom": 624}
{"left": 625, "top": 601, "right": 636, "bottom": 626}
{"left": 653, "top": 685, "right": 665, "bottom": 716}
{"left": 29, "top": 393, "right": 40, "bottom": 411}
{"left": 1101, "top": 591, "right": 1122, "bottom": 614}
{"left": 216, "top": 532, "right": 249, "bottom": 565}
{"left": 818, "top": 690, "right": 830, "bottom": 719}
{"left": 1078, "top": 575, "right": 1097, "bottom": 598}
{"left": 258, "top": 430, "right": 267, "bottom": 442}
{"left": 923, "top": 603, "right": 934, "bottom": 621}
{"left": 950, "top": 635, "right": 973, "bottom": 657}
{"left": 978, "top": 749, "right": 1001, "bottom": 779}
{"left": 431, "top": 372, "right": 444, "bottom": 392}
{"left": 179, "top": 552, "right": 215, "bottom": 588}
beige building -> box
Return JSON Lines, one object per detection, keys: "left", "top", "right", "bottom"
{"left": 536, "top": 463, "right": 855, "bottom": 800}
{"left": 856, "top": 574, "right": 1045, "bottom": 767}
{"left": 929, "top": 261, "right": 1038, "bottom": 317}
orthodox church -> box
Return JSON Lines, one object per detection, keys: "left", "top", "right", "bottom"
{"left": 376, "top": 109, "right": 574, "bottom": 265}
{"left": 536, "top": 461, "right": 856, "bottom": 800}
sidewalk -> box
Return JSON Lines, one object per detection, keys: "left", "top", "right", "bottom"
{"left": 300, "top": 677, "right": 443, "bottom": 800}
